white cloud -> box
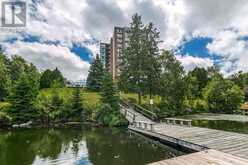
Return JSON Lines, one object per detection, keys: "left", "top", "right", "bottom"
{"left": 3, "top": 41, "right": 90, "bottom": 81}
{"left": 1, "top": 0, "right": 248, "bottom": 78}
{"left": 207, "top": 30, "right": 248, "bottom": 76}
{"left": 177, "top": 55, "right": 214, "bottom": 72}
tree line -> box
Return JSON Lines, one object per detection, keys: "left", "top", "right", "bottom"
{"left": 0, "top": 51, "right": 126, "bottom": 127}
{"left": 87, "top": 14, "right": 247, "bottom": 118}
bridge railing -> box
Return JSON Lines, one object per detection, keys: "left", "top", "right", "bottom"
{"left": 120, "top": 98, "right": 158, "bottom": 121}
{"left": 132, "top": 121, "right": 155, "bottom": 132}
{"left": 120, "top": 105, "right": 136, "bottom": 123}
{"left": 163, "top": 118, "right": 192, "bottom": 127}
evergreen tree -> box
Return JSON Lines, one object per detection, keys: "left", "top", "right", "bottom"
{"left": 0, "top": 53, "right": 11, "bottom": 100}
{"left": 101, "top": 72, "right": 119, "bottom": 110}
{"left": 120, "top": 13, "right": 145, "bottom": 104}
{"left": 142, "top": 23, "right": 161, "bottom": 99}
{"left": 40, "top": 69, "right": 53, "bottom": 89}
{"left": 86, "top": 55, "right": 105, "bottom": 91}
{"left": 49, "top": 89, "right": 64, "bottom": 122}
{"left": 70, "top": 88, "right": 84, "bottom": 120}
{"left": 9, "top": 56, "right": 28, "bottom": 82}
{"left": 40, "top": 68, "right": 65, "bottom": 89}
{"left": 8, "top": 73, "right": 39, "bottom": 122}
{"left": 51, "top": 67, "right": 65, "bottom": 87}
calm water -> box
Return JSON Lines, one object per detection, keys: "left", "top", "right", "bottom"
{"left": 0, "top": 127, "right": 184, "bottom": 165}
{"left": 192, "top": 120, "right": 248, "bottom": 134}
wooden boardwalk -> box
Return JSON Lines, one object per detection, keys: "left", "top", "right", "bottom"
{"left": 149, "top": 149, "right": 248, "bottom": 165}
{"left": 120, "top": 104, "right": 248, "bottom": 164}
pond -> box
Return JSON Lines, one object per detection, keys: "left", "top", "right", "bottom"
{"left": 0, "top": 126, "right": 184, "bottom": 165}
{"left": 178, "top": 113, "right": 248, "bottom": 134}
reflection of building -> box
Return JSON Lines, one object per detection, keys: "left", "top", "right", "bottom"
{"left": 100, "top": 43, "right": 111, "bottom": 70}
{"left": 101, "top": 27, "right": 130, "bottom": 79}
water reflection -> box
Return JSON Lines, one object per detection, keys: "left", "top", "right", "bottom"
{"left": 0, "top": 127, "right": 183, "bottom": 165}
{"left": 192, "top": 120, "right": 248, "bottom": 134}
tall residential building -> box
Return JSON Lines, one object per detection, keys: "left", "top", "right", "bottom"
{"left": 111, "top": 27, "right": 130, "bottom": 79}
{"left": 100, "top": 43, "right": 111, "bottom": 70}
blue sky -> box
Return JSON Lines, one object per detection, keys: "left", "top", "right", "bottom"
{"left": 1, "top": 0, "right": 248, "bottom": 80}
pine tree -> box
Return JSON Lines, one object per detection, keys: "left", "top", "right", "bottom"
{"left": 70, "top": 88, "right": 84, "bottom": 120}
{"left": 0, "top": 53, "right": 11, "bottom": 100}
{"left": 40, "top": 69, "right": 53, "bottom": 89}
{"left": 142, "top": 23, "right": 161, "bottom": 99}
{"left": 120, "top": 13, "right": 145, "bottom": 104}
{"left": 51, "top": 67, "right": 65, "bottom": 87}
{"left": 8, "top": 73, "right": 39, "bottom": 122}
{"left": 86, "top": 55, "right": 105, "bottom": 91}
{"left": 101, "top": 72, "right": 119, "bottom": 110}
{"left": 40, "top": 68, "right": 65, "bottom": 89}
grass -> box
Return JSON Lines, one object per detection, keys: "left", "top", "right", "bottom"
{"left": 120, "top": 93, "right": 161, "bottom": 105}
{"left": 39, "top": 88, "right": 101, "bottom": 108}
{"left": 0, "top": 102, "right": 10, "bottom": 111}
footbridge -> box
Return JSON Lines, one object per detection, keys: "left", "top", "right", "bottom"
{"left": 120, "top": 101, "right": 248, "bottom": 165}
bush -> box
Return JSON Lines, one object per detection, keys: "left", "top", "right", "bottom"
{"left": 192, "top": 99, "right": 208, "bottom": 113}
{"left": 95, "top": 104, "right": 127, "bottom": 126}
{"left": 0, "top": 112, "right": 11, "bottom": 127}
{"left": 203, "top": 79, "right": 244, "bottom": 113}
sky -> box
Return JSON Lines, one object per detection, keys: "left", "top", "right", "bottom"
{"left": 0, "top": 0, "right": 248, "bottom": 81}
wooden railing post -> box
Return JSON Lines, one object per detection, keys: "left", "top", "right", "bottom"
{"left": 132, "top": 115, "right": 136, "bottom": 123}
{"left": 150, "top": 124, "right": 153, "bottom": 131}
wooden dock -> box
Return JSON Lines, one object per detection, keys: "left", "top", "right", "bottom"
{"left": 149, "top": 149, "right": 248, "bottom": 165}
{"left": 120, "top": 103, "right": 248, "bottom": 164}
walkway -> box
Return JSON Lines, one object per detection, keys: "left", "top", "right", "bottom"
{"left": 120, "top": 103, "right": 248, "bottom": 164}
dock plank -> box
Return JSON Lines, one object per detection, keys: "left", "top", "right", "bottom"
{"left": 120, "top": 104, "right": 248, "bottom": 164}
{"left": 148, "top": 150, "right": 248, "bottom": 165}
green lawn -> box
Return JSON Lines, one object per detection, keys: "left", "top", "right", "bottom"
{"left": 120, "top": 93, "right": 161, "bottom": 105}
{"left": 39, "top": 88, "right": 101, "bottom": 108}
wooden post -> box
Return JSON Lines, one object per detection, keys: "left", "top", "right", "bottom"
{"left": 132, "top": 115, "right": 136, "bottom": 123}
{"left": 180, "top": 121, "right": 183, "bottom": 126}
{"left": 188, "top": 121, "right": 192, "bottom": 127}
{"left": 144, "top": 123, "right": 147, "bottom": 130}
{"left": 150, "top": 124, "right": 153, "bottom": 131}
{"left": 173, "top": 120, "right": 176, "bottom": 125}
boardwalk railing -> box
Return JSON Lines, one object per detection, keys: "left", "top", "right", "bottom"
{"left": 120, "top": 98, "right": 158, "bottom": 121}
{"left": 132, "top": 121, "right": 154, "bottom": 132}
{"left": 163, "top": 118, "right": 192, "bottom": 127}
{"left": 120, "top": 105, "right": 136, "bottom": 123}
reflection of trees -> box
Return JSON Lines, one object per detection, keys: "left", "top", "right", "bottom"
{"left": 0, "top": 128, "right": 85, "bottom": 165}
{"left": 86, "top": 128, "right": 172, "bottom": 165}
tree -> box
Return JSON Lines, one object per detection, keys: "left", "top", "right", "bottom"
{"left": 8, "top": 73, "right": 39, "bottom": 122}
{"left": 101, "top": 72, "right": 119, "bottom": 110}
{"left": 9, "top": 56, "right": 28, "bottom": 82}
{"left": 70, "top": 88, "right": 84, "bottom": 121}
{"left": 158, "top": 50, "right": 185, "bottom": 116}
{"left": 0, "top": 53, "right": 11, "bottom": 100}
{"left": 142, "top": 23, "right": 161, "bottom": 99}
{"left": 40, "top": 68, "right": 65, "bottom": 89}
{"left": 40, "top": 69, "right": 53, "bottom": 89}
{"left": 185, "top": 67, "right": 209, "bottom": 99}
{"left": 203, "top": 78, "right": 244, "bottom": 113}
{"left": 51, "top": 68, "right": 65, "bottom": 87}
{"left": 120, "top": 13, "right": 145, "bottom": 104}
{"left": 86, "top": 55, "right": 105, "bottom": 91}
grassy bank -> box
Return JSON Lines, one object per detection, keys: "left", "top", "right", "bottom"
{"left": 39, "top": 88, "right": 101, "bottom": 108}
